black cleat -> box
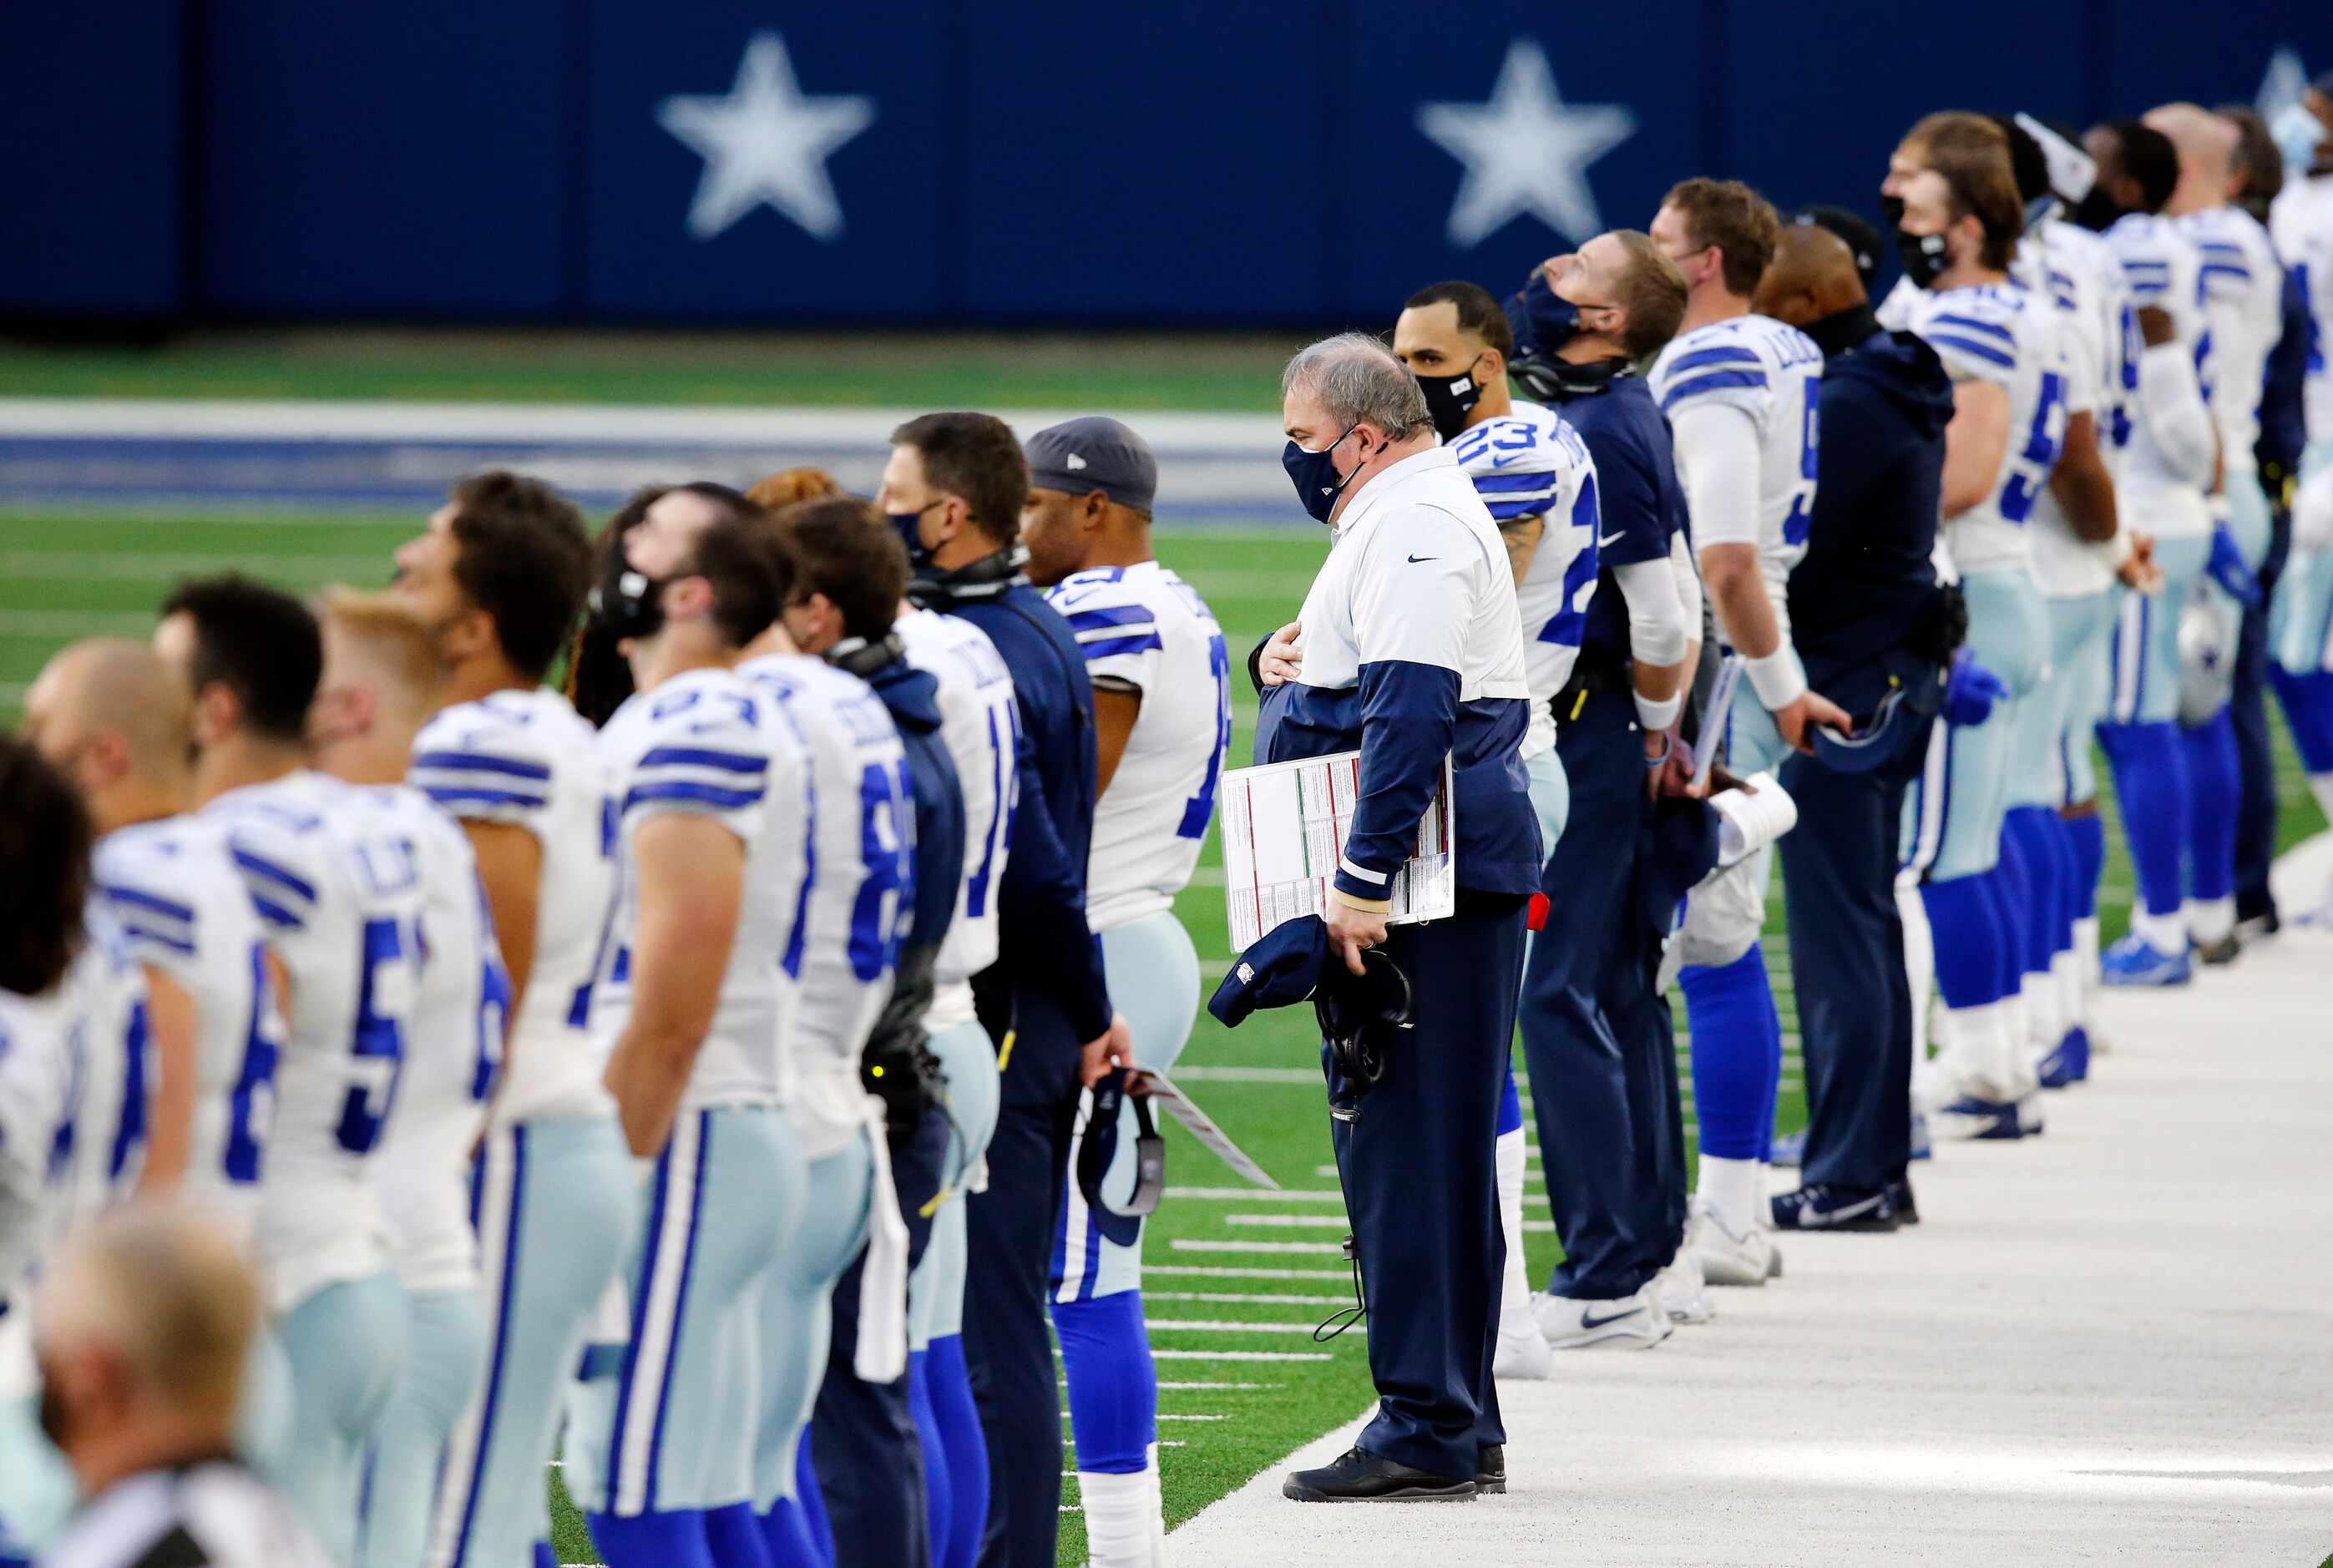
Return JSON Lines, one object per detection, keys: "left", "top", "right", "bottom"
{"left": 1476, "top": 1444, "right": 1506, "bottom": 1495}
{"left": 1885, "top": 1177, "right": 1919, "bottom": 1226}
{"left": 1771, "top": 1182, "right": 1901, "bottom": 1232}
{"left": 2194, "top": 931, "right": 2242, "bottom": 966}
{"left": 1283, "top": 1446, "right": 1477, "bottom": 1502}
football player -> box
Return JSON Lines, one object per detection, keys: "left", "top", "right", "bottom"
{"left": 387, "top": 473, "right": 636, "bottom": 1568}
{"left": 307, "top": 591, "right": 512, "bottom": 1568}
{"left": 560, "top": 502, "right": 812, "bottom": 1568}
{"left": 154, "top": 576, "right": 423, "bottom": 1564}
{"left": 2080, "top": 119, "right": 2224, "bottom": 984}
{"left": 1020, "top": 416, "right": 1231, "bottom": 1562}
{"left": 1879, "top": 112, "right": 2069, "bottom": 1139}
{"left": 1389, "top": 291, "right": 1599, "bottom": 1363}
{"left": 1647, "top": 178, "right": 1843, "bottom": 1279}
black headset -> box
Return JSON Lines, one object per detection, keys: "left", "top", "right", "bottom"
{"left": 1314, "top": 948, "right": 1415, "bottom": 1092}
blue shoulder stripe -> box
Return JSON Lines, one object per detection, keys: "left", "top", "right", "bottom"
{"left": 1927, "top": 334, "right": 2016, "bottom": 370}
{"left": 1469, "top": 468, "right": 1561, "bottom": 494}
{"left": 121, "top": 923, "right": 198, "bottom": 957}
{"left": 99, "top": 883, "right": 195, "bottom": 923}
{"left": 1080, "top": 631, "right": 1165, "bottom": 660}
{"left": 2199, "top": 261, "right": 2253, "bottom": 283}
{"left": 230, "top": 848, "right": 317, "bottom": 905}
{"left": 1665, "top": 344, "right": 1764, "bottom": 376}
{"left": 425, "top": 785, "right": 549, "bottom": 811}
{"left": 1659, "top": 369, "right": 1768, "bottom": 410}
{"left": 1483, "top": 497, "right": 1552, "bottom": 521}
{"left": 1929, "top": 311, "right": 2015, "bottom": 346}
{"left": 250, "top": 895, "right": 303, "bottom": 929}
{"left": 635, "top": 746, "right": 767, "bottom": 775}
{"left": 1062, "top": 604, "right": 1156, "bottom": 635}
{"left": 623, "top": 780, "right": 764, "bottom": 812}
{"left": 410, "top": 749, "right": 552, "bottom": 781}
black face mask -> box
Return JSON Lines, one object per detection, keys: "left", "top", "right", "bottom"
{"left": 1802, "top": 302, "right": 1881, "bottom": 360}
{"left": 1893, "top": 225, "right": 1954, "bottom": 291}
{"left": 1414, "top": 356, "right": 1486, "bottom": 441}
{"left": 586, "top": 554, "right": 670, "bottom": 644}
{"left": 2069, "top": 185, "right": 2128, "bottom": 232}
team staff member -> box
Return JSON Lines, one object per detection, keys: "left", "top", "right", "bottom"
{"left": 1258, "top": 336, "right": 1541, "bottom": 1503}
{"left": 878, "top": 413, "right": 1131, "bottom": 1568}
{"left": 1502, "top": 240, "right": 1708, "bottom": 1343}
{"left": 1754, "top": 225, "right": 1954, "bottom": 1223}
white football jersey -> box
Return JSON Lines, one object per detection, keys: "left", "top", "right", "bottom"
{"left": 94, "top": 817, "right": 283, "bottom": 1236}
{"left": 2103, "top": 211, "right": 2218, "bottom": 534}
{"left": 2181, "top": 205, "right": 2286, "bottom": 473}
{"left": 894, "top": 607, "right": 1018, "bottom": 1029}
{"left": 410, "top": 688, "right": 618, "bottom": 1127}
{"left": 1446, "top": 402, "right": 1600, "bottom": 757}
{"left": 737, "top": 652, "right": 914, "bottom": 1159}
{"left": 363, "top": 786, "right": 506, "bottom": 1297}
{"left": 206, "top": 771, "right": 423, "bottom": 1313}
{"left": 590, "top": 667, "right": 808, "bottom": 1111}
{"left": 0, "top": 984, "right": 76, "bottom": 1297}
{"left": 50, "top": 903, "right": 153, "bottom": 1241}
{"left": 1045, "top": 562, "right": 1232, "bottom": 931}
{"left": 1888, "top": 281, "right": 2070, "bottom": 574}
{"left": 1648, "top": 314, "right": 1822, "bottom": 630}
{"left": 2013, "top": 219, "right": 2137, "bottom": 597}
{"left": 2270, "top": 172, "right": 2333, "bottom": 447}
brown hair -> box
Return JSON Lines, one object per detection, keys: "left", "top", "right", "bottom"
{"left": 1605, "top": 230, "right": 1689, "bottom": 360}
{"left": 443, "top": 471, "right": 591, "bottom": 684}
{"left": 890, "top": 412, "right": 1029, "bottom": 547}
{"left": 0, "top": 736, "right": 92, "bottom": 995}
{"left": 745, "top": 466, "right": 845, "bottom": 512}
{"left": 1661, "top": 179, "right": 1781, "bottom": 296}
{"left": 1900, "top": 112, "right": 2022, "bottom": 271}
{"left": 774, "top": 497, "right": 910, "bottom": 643}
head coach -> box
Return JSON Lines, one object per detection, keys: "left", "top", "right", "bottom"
{"left": 1257, "top": 335, "right": 1541, "bottom": 1502}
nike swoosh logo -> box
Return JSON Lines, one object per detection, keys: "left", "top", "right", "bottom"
{"left": 1490, "top": 454, "right": 1523, "bottom": 468}
{"left": 1597, "top": 530, "right": 1626, "bottom": 548}
{"left": 1811, "top": 1194, "right": 1884, "bottom": 1224}
{"left": 1577, "top": 1306, "right": 1641, "bottom": 1330}
{"left": 1405, "top": 554, "right": 1439, "bottom": 564}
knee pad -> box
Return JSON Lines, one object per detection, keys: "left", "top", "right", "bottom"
{"left": 1049, "top": 1293, "right": 1155, "bottom": 1473}
{"left": 1675, "top": 854, "right": 1766, "bottom": 970}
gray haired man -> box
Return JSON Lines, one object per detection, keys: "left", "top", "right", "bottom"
{"left": 1249, "top": 335, "right": 1542, "bottom": 1501}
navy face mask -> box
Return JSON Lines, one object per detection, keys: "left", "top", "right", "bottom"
{"left": 1415, "top": 357, "right": 1486, "bottom": 442}
{"left": 888, "top": 501, "right": 939, "bottom": 570}
{"left": 1514, "top": 268, "right": 1588, "bottom": 357}
{"left": 1282, "top": 424, "right": 1364, "bottom": 524}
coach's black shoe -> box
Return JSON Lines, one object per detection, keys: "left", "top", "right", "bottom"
{"left": 1885, "top": 1177, "right": 1920, "bottom": 1226}
{"left": 1475, "top": 1444, "right": 1506, "bottom": 1495}
{"left": 2194, "top": 931, "right": 2243, "bottom": 966}
{"left": 1283, "top": 1446, "right": 1477, "bottom": 1502}
{"left": 1770, "top": 1183, "right": 1900, "bottom": 1232}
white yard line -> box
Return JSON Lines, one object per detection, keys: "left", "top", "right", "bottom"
{"left": 1164, "top": 1065, "right": 1320, "bottom": 1085}
{"left": 1148, "top": 1291, "right": 1349, "bottom": 1307}
{"left": 1167, "top": 1239, "right": 1346, "bottom": 1255}
{"left": 1150, "top": 1319, "right": 1335, "bottom": 1336}
{"left": 1146, "top": 1265, "right": 1352, "bottom": 1282}
{"left": 1224, "top": 1213, "right": 1554, "bottom": 1232}
{"left": 1147, "top": 1349, "right": 1332, "bottom": 1363}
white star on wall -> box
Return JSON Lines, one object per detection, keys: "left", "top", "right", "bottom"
{"left": 1416, "top": 40, "right": 1637, "bottom": 249}
{"left": 656, "top": 33, "right": 875, "bottom": 242}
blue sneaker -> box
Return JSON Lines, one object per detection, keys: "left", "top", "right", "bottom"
{"left": 1932, "top": 1096, "right": 2024, "bottom": 1141}
{"left": 2100, "top": 933, "right": 2192, "bottom": 987}
{"left": 1769, "top": 1127, "right": 1806, "bottom": 1168}
{"left": 1771, "top": 1183, "right": 1901, "bottom": 1232}
{"left": 2037, "top": 1026, "right": 2091, "bottom": 1088}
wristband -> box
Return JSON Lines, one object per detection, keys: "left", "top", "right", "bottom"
{"left": 1743, "top": 645, "right": 1809, "bottom": 711}
{"left": 1633, "top": 690, "right": 1683, "bottom": 735}
{"left": 1642, "top": 730, "right": 1674, "bottom": 768}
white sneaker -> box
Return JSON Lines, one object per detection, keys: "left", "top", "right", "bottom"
{"left": 1492, "top": 1319, "right": 1553, "bottom": 1382}
{"left": 1656, "top": 1250, "right": 1716, "bottom": 1325}
{"left": 1687, "top": 1199, "right": 1776, "bottom": 1287}
{"left": 1532, "top": 1285, "right": 1671, "bottom": 1350}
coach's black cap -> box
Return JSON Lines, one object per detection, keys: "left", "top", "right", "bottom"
{"left": 1794, "top": 205, "right": 1883, "bottom": 295}
{"left": 1025, "top": 417, "right": 1157, "bottom": 513}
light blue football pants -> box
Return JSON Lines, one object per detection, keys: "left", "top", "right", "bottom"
{"left": 359, "top": 1288, "right": 485, "bottom": 1568}
{"left": 752, "top": 1130, "right": 874, "bottom": 1511}
{"left": 276, "top": 1271, "right": 409, "bottom": 1567}
{"left": 908, "top": 1018, "right": 1005, "bottom": 1352}
{"left": 1903, "top": 568, "right": 2050, "bottom": 881}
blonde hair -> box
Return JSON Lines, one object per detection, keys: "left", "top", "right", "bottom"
{"left": 316, "top": 586, "right": 450, "bottom": 713}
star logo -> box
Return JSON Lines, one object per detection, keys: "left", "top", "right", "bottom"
{"left": 1416, "top": 40, "right": 1636, "bottom": 249}
{"left": 657, "top": 33, "right": 876, "bottom": 243}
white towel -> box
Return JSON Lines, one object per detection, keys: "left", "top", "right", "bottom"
{"left": 853, "top": 1095, "right": 912, "bottom": 1383}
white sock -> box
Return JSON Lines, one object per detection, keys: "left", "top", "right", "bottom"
{"left": 2185, "top": 895, "right": 2235, "bottom": 945}
{"left": 1896, "top": 875, "right": 1935, "bottom": 1065}
{"left": 1144, "top": 1444, "right": 1166, "bottom": 1568}
{"left": 2310, "top": 772, "right": 2333, "bottom": 825}
{"left": 1080, "top": 1464, "right": 1160, "bottom": 1568}
{"left": 1696, "top": 1154, "right": 1764, "bottom": 1238}
{"left": 1495, "top": 1126, "right": 1534, "bottom": 1339}
{"left": 2022, "top": 969, "right": 2059, "bottom": 1059}
{"left": 2130, "top": 905, "right": 2187, "bottom": 954}
{"left": 2052, "top": 948, "right": 2083, "bottom": 1029}
{"left": 2074, "top": 915, "right": 2101, "bottom": 1002}
{"left": 1996, "top": 987, "right": 2027, "bottom": 1083}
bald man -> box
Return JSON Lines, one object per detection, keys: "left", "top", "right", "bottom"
{"left": 1751, "top": 224, "right": 1955, "bottom": 1222}
{"left": 2148, "top": 102, "right": 2287, "bottom": 964}
{"left": 311, "top": 591, "right": 509, "bottom": 1568}
{"left": 33, "top": 1202, "right": 330, "bottom": 1567}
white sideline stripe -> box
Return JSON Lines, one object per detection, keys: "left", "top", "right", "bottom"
{"left": 1173, "top": 1185, "right": 1546, "bottom": 1209}
{"left": 0, "top": 549, "right": 390, "bottom": 579}
{"left": 1157, "top": 1381, "right": 1273, "bottom": 1390}
{"left": 1166, "top": 1065, "right": 1319, "bottom": 1085}
{"left": 1150, "top": 1290, "right": 1349, "bottom": 1307}
{"left": 1147, "top": 1265, "right": 1351, "bottom": 1281}
{"left": 1170, "top": 1239, "right": 1346, "bottom": 1254}
{"left": 1226, "top": 1212, "right": 1555, "bottom": 1232}
{"left": 1153, "top": 1318, "right": 1328, "bottom": 1336}
{"left": 1148, "top": 1348, "right": 1333, "bottom": 1362}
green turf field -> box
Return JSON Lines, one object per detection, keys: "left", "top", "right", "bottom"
{"left": 3, "top": 502, "right": 2325, "bottom": 1565}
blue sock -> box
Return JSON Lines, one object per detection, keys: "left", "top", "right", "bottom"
{"left": 2098, "top": 721, "right": 2191, "bottom": 919}
{"left": 705, "top": 1502, "right": 773, "bottom": 1568}
{"left": 590, "top": 1509, "right": 715, "bottom": 1568}
{"left": 1495, "top": 1067, "right": 1522, "bottom": 1136}
{"left": 2003, "top": 807, "right": 2067, "bottom": 980}
{"left": 534, "top": 1545, "right": 556, "bottom": 1568}
{"left": 758, "top": 1498, "right": 818, "bottom": 1568}
{"left": 1992, "top": 827, "right": 2034, "bottom": 1001}
{"left": 922, "top": 1334, "right": 986, "bottom": 1568}
{"left": 1050, "top": 1291, "right": 1156, "bottom": 1473}
{"left": 2270, "top": 666, "right": 2333, "bottom": 772}
{"left": 1920, "top": 873, "right": 2005, "bottom": 1010}
{"left": 2182, "top": 708, "right": 2240, "bottom": 903}
{"left": 2063, "top": 811, "right": 2106, "bottom": 919}
{"left": 1679, "top": 946, "right": 1781, "bottom": 1161}
{"left": 908, "top": 1350, "right": 952, "bottom": 1568}
{"left": 2042, "top": 810, "right": 2079, "bottom": 959}
{"left": 795, "top": 1434, "right": 832, "bottom": 1566}
{"left": 1756, "top": 976, "right": 1783, "bottom": 1163}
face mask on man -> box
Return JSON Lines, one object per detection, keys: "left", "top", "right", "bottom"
{"left": 1414, "top": 357, "right": 1485, "bottom": 441}
{"left": 888, "top": 500, "right": 940, "bottom": 571}
{"left": 587, "top": 554, "right": 671, "bottom": 644}
{"left": 1882, "top": 195, "right": 1954, "bottom": 290}
{"left": 1282, "top": 425, "right": 1372, "bottom": 525}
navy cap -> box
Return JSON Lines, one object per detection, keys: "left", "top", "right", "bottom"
{"left": 1025, "top": 417, "right": 1158, "bottom": 513}
{"left": 1209, "top": 917, "right": 1330, "bottom": 1029}
{"left": 1793, "top": 205, "right": 1883, "bottom": 295}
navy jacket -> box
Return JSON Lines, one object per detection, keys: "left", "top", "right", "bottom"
{"left": 913, "top": 555, "right": 1113, "bottom": 1045}
{"left": 1787, "top": 326, "right": 1955, "bottom": 698}
{"left": 2257, "top": 262, "right": 2310, "bottom": 480}
{"left": 1536, "top": 368, "right": 1690, "bottom": 669}
{"left": 860, "top": 650, "right": 965, "bottom": 1060}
